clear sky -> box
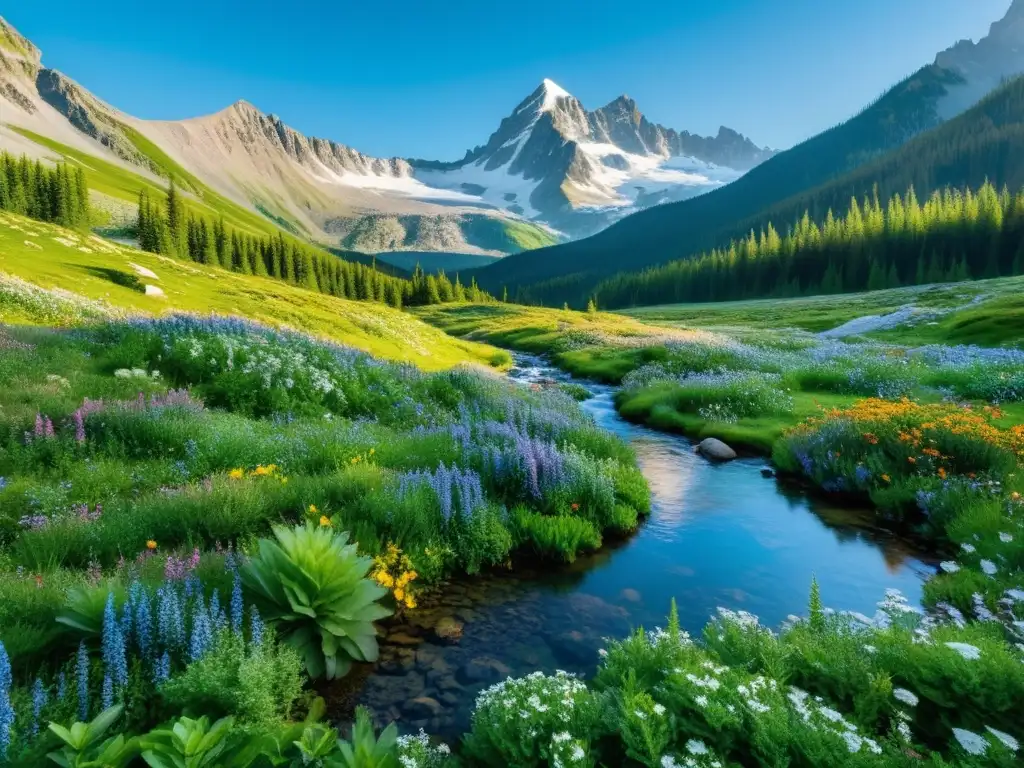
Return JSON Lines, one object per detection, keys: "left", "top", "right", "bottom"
{"left": 4, "top": 0, "right": 1012, "bottom": 160}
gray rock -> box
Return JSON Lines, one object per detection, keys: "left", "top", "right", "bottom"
{"left": 697, "top": 438, "right": 737, "bottom": 461}
{"left": 404, "top": 696, "right": 443, "bottom": 718}
{"left": 458, "top": 657, "right": 512, "bottom": 684}
{"left": 760, "top": 467, "right": 776, "bottom": 478}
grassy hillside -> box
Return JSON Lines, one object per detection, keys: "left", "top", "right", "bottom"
{"left": 0, "top": 210, "right": 507, "bottom": 369}
{"left": 11, "top": 126, "right": 299, "bottom": 239}
{"left": 622, "top": 274, "right": 1024, "bottom": 347}
{"left": 412, "top": 302, "right": 723, "bottom": 382}
{"left": 477, "top": 65, "right": 967, "bottom": 302}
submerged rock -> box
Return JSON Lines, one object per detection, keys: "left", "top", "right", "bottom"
{"left": 760, "top": 467, "right": 776, "bottom": 478}
{"left": 458, "top": 657, "right": 512, "bottom": 684}
{"left": 697, "top": 438, "right": 737, "bottom": 461}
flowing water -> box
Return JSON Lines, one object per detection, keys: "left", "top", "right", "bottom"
{"left": 345, "top": 355, "right": 935, "bottom": 737}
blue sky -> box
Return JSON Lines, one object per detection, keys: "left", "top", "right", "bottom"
{"left": 5, "top": 0, "right": 1011, "bottom": 160}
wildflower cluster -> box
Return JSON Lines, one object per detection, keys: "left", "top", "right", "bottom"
{"left": 466, "top": 670, "right": 596, "bottom": 767}
{"left": 370, "top": 542, "right": 419, "bottom": 609}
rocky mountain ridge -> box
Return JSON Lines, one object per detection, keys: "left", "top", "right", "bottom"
{"left": 0, "top": 17, "right": 772, "bottom": 253}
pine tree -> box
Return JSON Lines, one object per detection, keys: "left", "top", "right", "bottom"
{"left": 166, "top": 178, "right": 186, "bottom": 257}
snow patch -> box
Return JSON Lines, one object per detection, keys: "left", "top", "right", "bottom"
{"left": 540, "top": 78, "right": 571, "bottom": 112}
{"left": 144, "top": 284, "right": 165, "bottom": 297}
{"left": 129, "top": 262, "right": 159, "bottom": 280}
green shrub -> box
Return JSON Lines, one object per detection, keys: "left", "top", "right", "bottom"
{"left": 240, "top": 523, "right": 390, "bottom": 679}
{"left": 463, "top": 671, "right": 597, "bottom": 767}
{"left": 159, "top": 632, "right": 304, "bottom": 728}
{"left": 510, "top": 508, "right": 601, "bottom": 563}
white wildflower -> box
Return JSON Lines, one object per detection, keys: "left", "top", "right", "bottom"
{"left": 571, "top": 745, "right": 585, "bottom": 762}
{"left": 685, "top": 740, "right": 708, "bottom": 755}
{"left": 961, "top": 543, "right": 976, "bottom": 554}
{"left": 980, "top": 559, "right": 998, "bottom": 575}
{"left": 940, "top": 561, "right": 960, "bottom": 573}
{"left": 553, "top": 732, "right": 572, "bottom": 744}
{"left": 653, "top": 703, "right": 666, "bottom": 716}
{"left": 399, "top": 757, "right": 418, "bottom": 768}
{"left": 953, "top": 728, "right": 988, "bottom": 756}
{"left": 841, "top": 732, "right": 863, "bottom": 753}
{"left": 694, "top": 695, "right": 708, "bottom": 708}
{"left": 634, "top": 709, "right": 647, "bottom": 720}
{"left": 893, "top": 688, "right": 919, "bottom": 707}
{"left": 985, "top": 726, "right": 1019, "bottom": 752}
{"left": 945, "top": 642, "right": 982, "bottom": 660}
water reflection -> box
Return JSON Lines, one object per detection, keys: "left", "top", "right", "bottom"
{"left": 348, "top": 355, "right": 935, "bottom": 738}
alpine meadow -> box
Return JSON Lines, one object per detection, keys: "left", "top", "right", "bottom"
{"left": 1, "top": 3, "right": 1024, "bottom": 767}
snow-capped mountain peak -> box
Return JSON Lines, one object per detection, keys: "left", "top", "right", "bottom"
{"left": 539, "top": 78, "right": 572, "bottom": 112}
{"left": 409, "top": 79, "right": 774, "bottom": 238}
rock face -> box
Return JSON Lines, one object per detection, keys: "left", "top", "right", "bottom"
{"left": 697, "top": 438, "right": 737, "bottom": 462}
{"left": 934, "top": 0, "right": 1024, "bottom": 118}
{"left": 412, "top": 79, "right": 774, "bottom": 238}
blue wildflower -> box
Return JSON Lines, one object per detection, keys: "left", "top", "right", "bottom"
{"left": 76, "top": 641, "right": 89, "bottom": 721}
{"left": 0, "top": 641, "right": 9, "bottom": 693}
{"left": 0, "top": 687, "right": 11, "bottom": 761}
{"left": 157, "top": 584, "right": 185, "bottom": 651}
{"left": 230, "top": 574, "right": 244, "bottom": 636}
{"left": 0, "top": 642, "right": 11, "bottom": 760}
{"left": 855, "top": 465, "right": 872, "bottom": 486}
{"left": 101, "top": 673, "right": 113, "bottom": 710}
{"left": 189, "top": 596, "right": 212, "bottom": 661}
{"left": 134, "top": 589, "right": 152, "bottom": 660}
{"left": 250, "top": 607, "right": 264, "bottom": 649}
{"left": 153, "top": 652, "right": 171, "bottom": 685}
{"left": 209, "top": 589, "right": 227, "bottom": 634}
{"left": 31, "top": 678, "right": 47, "bottom": 736}
{"left": 102, "top": 593, "right": 128, "bottom": 692}
{"left": 57, "top": 672, "right": 67, "bottom": 701}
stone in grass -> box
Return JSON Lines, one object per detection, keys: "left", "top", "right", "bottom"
{"left": 697, "top": 438, "right": 737, "bottom": 461}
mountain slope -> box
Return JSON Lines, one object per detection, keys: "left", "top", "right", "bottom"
{"left": 412, "top": 79, "right": 771, "bottom": 238}
{"left": 0, "top": 17, "right": 558, "bottom": 259}
{"left": 0, "top": 17, "right": 770, "bottom": 260}
{"left": 480, "top": 0, "right": 1024, "bottom": 302}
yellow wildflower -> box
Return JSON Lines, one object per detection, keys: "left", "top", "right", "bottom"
{"left": 404, "top": 595, "right": 417, "bottom": 609}
{"left": 146, "top": 540, "right": 157, "bottom": 550}
{"left": 319, "top": 515, "right": 332, "bottom": 527}
{"left": 228, "top": 468, "right": 244, "bottom": 480}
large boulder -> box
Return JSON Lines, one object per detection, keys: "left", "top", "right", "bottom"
{"left": 697, "top": 438, "right": 737, "bottom": 462}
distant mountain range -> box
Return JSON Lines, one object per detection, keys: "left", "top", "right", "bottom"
{"left": 0, "top": 18, "right": 772, "bottom": 259}
{"left": 479, "top": 0, "right": 1024, "bottom": 303}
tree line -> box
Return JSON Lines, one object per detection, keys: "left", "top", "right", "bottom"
{"left": 0, "top": 152, "right": 89, "bottom": 228}
{"left": 593, "top": 181, "right": 1024, "bottom": 307}
{"left": 136, "top": 180, "right": 490, "bottom": 308}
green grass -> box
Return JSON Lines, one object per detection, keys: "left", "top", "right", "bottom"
{"left": 502, "top": 219, "right": 559, "bottom": 252}
{"left": 616, "top": 388, "right": 854, "bottom": 454}
{"left": 621, "top": 275, "right": 1024, "bottom": 346}
{"left": 10, "top": 127, "right": 296, "bottom": 240}
{"left": 0, "top": 210, "right": 505, "bottom": 370}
